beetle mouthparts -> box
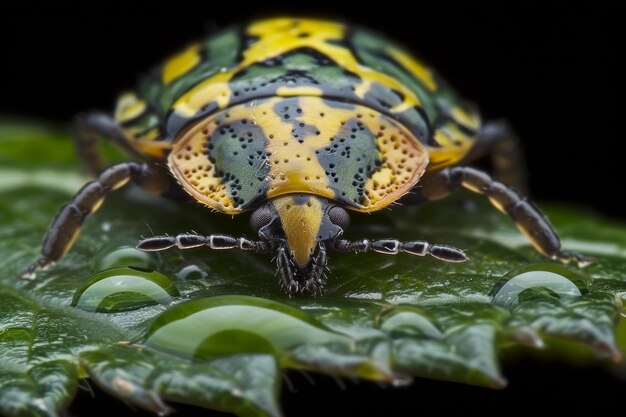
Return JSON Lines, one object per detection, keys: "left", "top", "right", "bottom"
{"left": 277, "top": 244, "right": 328, "bottom": 295}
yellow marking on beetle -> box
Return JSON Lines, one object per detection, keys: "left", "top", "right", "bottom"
{"left": 248, "top": 98, "right": 334, "bottom": 201}
{"left": 427, "top": 124, "right": 475, "bottom": 170}
{"left": 352, "top": 79, "right": 371, "bottom": 99}
{"left": 516, "top": 224, "right": 550, "bottom": 257}
{"left": 389, "top": 101, "right": 414, "bottom": 114}
{"left": 451, "top": 105, "right": 480, "bottom": 131}
{"left": 488, "top": 195, "right": 507, "bottom": 214}
{"left": 114, "top": 93, "right": 146, "bottom": 123}
{"left": 275, "top": 86, "right": 324, "bottom": 97}
{"left": 273, "top": 195, "right": 324, "bottom": 268}
{"left": 175, "top": 71, "right": 232, "bottom": 116}
{"left": 168, "top": 120, "right": 236, "bottom": 212}
{"left": 90, "top": 197, "right": 105, "bottom": 213}
{"left": 162, "top": 43, "right": 202, "bottom": 84}
{"left": 361, "top": 124, "right": 429, "bottom": 211}
{"left": 61, "top": 228, "right": 81, "bottom": 258}
{"left": 172, "top": 18, "right": 424, "bottom": 120}
{"left": 134, "top": 137, "right": 173, "bottom": 159}
{"left": 118, "top": 124, "right": 169, "bottom": 158}
{"left": 388, "top": 48, "right": 437, "bottom": 92}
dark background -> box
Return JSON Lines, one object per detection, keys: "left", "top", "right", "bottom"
{"left": 1, "top": 2, "right": 624, "bottom": 416}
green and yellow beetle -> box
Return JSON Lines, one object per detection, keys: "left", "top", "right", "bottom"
{"left": 23, "top": 18, "right": 591, "bottom": 294}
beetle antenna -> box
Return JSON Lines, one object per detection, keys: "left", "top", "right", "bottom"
{"left": 328, "top": 238, "right": 468, "bottom": 263}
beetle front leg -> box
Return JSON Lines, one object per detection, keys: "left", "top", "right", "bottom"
{"left": 330, "top": 239, "right": 467, "bottom": 262}
{"left": 417, "top": 166, "right": 593, "bottom": 267}
{"left": 21, "top": 162, "right": 170, "bottom": 279}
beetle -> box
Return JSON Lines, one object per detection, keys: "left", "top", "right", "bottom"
{"left": 23, "top": 17, "right": 591, "bottom": 294}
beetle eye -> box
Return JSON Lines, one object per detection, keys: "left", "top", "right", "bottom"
{"left": 328, "top": 206, "right": 350, "bottom": 230}
{"left": 250, "top": 205, "right": 274, "bottom": 232}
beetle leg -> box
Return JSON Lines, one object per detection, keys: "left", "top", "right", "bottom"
{"left": 21, "top": 162, "right": 170, "bottom": 279}
{"left": 74, "top": 112, "right": 144, "bottom": 177}
{"left": 461, "top": 120, "right": 527, "bottom": 192}
{"left": 329, "top": 239, "right": 467, "bottom": 262}
{"left": 416, "top": 166, "right": 593, "bottom": 267}
{"left": 136, "top": 233, "right": 273, "bottom": 254}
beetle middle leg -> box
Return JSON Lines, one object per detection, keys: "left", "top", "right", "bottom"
{"left": 21, "top": 162, "right": 171, "bottom": 278}
{"left": 414, "top": 166, "right": 592, "bottom": 266}
{"left": 74, "top": 112, "right": 143, "bottom": 177}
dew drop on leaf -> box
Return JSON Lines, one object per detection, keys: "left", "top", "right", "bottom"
{"left": 377, "top": 305, "right": 443, "bottom": 339}
{"left": 92, "top": 245, "right": 159, "bottom": 272}
{"left": 142, "top": 295, "right": 352, "bottom": 362}
{"left": 72, "top": 266, "right": 179, "bottom": 312}
{"left": 176, "top": 261, "right": 210, "bottom": 280}
{"left": 490, "top": 263, "right": 588, "bottom": 308}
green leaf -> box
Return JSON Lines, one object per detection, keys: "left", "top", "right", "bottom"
{"left": 1, "top": 120, "right": 625, "bottom": 416}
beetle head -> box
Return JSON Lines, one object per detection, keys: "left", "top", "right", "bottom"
{"left": 250, "top": 194, "right": 350, "bottom": 288}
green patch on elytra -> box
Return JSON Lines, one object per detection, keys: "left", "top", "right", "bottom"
{"left": 208, "top": 120, "right": 270, "bottom": 208}
{"left": 315, "top": 117, "right": 379, "bottom": 205}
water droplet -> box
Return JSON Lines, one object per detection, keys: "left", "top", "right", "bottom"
{"left": 142, "top": 295, "right": 352, "bottom": 361}
{"left": 72, "top": 267, "right": 179, "bottom": 313}
{"left": 176, "top": 261, "right": 210, "bottom": 280}
{"left": 491, "top": 264, "right": 588, "bottom": 308}
{"left": 92, "top": 245, "right": 158, "bottom": 272}
{"left": 377, "top": 305, "right": 443, "bottom": 339}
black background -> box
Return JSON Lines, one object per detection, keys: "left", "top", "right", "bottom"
{"left": 2, "top": 2, "right": 625, "bottom": 416}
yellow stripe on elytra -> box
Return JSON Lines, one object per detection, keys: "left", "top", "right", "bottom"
{"left": 162, "top": 44, "right": 202, "bottom": 85}
{"left": 273, "top": 195, "right": 324, "bottom": 268}
{"left": 427, "top": 123, "right": 475, "bottom": 170}
{"left": 450, "top": 105, "right": 480, "bottom": 131}
{"left": 275, "top": 86, "right": 324, "bottom": 97}
{"left": 132, "top": 130, "right": 173, "bottom": 158}
{"left": 244, "top": 98, "right": 335, "bottom": 201}
{"left": 172, "top": 18, "right": 426, "bottom": 119}
{"left": 175, "top": 71, "right": 232, "bottom": 115}
{"left": 388, "top": 48, "right": 437, "bottom": 92}
{"left": 114, "top": 92, "right": 147, "bottom": 123}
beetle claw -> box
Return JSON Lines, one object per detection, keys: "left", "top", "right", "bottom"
{"left": 19, "top": 257, "right": 53, "bottom": 280}
{"left": 555, "top": 251, "right": 595, "bottom": 268}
